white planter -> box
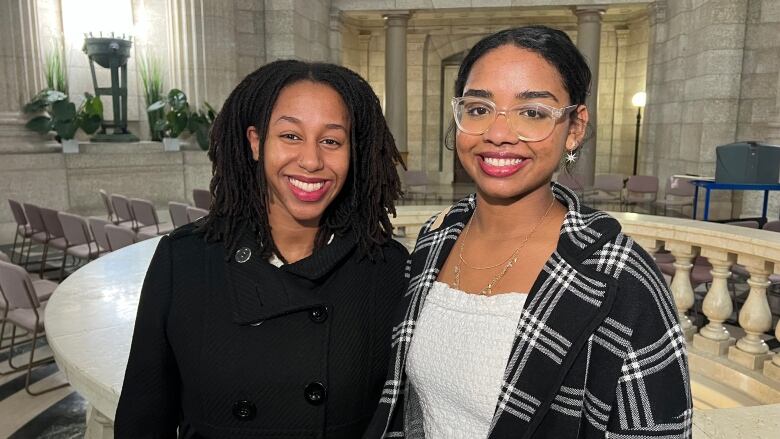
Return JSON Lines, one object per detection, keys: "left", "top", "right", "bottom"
{"left": 163, "top": 137, "right": 181, "bottom": 152}
{"left": 61, "top": 138, "right": 79, "bottom": 154}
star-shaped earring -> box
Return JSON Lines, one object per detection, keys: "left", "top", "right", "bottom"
{"left": 565, "top": 149, "right": 577, "bottom": 163}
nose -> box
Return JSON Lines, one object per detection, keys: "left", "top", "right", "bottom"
{"left": 297, "top": 140, "right": 324, "bottom": 172}
{"left": 482, "top": 112, "right": 519, "bottom": 147}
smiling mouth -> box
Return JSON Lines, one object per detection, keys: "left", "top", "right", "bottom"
{"left": 287, "top": 177, "right": 326, "bottom": 192}
{"left": 481, "top": 156, "right": 525, "bottom": 167}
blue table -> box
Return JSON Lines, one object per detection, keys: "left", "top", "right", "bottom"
{"left": 690, "top": 180, "right": 780, "bottom": 224}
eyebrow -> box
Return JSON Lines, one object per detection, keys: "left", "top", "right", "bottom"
{"left": 462, "top": 89, "right": 560, "bottom": 103}
{"left": 276, "top": 116, "right": 347, "bottom": 132}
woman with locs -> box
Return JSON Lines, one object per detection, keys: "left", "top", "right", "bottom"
{"left": 115, "top": 60, "right": 409, "bottom": 438}
{"left": 365, "top": 26, "right": 692, "bottom": 438}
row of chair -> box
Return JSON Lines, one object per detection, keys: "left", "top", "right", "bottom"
{"left": 556, "top": 174, "right": 693, "bottom": 215}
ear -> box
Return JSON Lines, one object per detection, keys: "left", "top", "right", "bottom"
{"left": 566, "top": 105, "right": 589, "bottom": 151}
{"left": 246, "top": 126, "right": 261, "bottom": 161}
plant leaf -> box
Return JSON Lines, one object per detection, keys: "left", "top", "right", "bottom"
{"left": 25, "top": 116, "right": 53, "bottom": 134}
{"left": 147, "top": 100, "right": 166, "bottom": 112}
{"left": 52, "top": 100, "right": 77, "bottom": 119}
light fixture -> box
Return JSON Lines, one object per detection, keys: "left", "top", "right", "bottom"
{"left": 631, "top": 91, "right": 647, "bottom": 175}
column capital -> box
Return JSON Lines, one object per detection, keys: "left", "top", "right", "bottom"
{"left": 383, "top": 11, "right": 411, "bottom": 26}
{"left": 573, "top": 6, "right": 607, "bottom": 22}
{"left": 329, "top": 7, "right": 343, "bottom": 32}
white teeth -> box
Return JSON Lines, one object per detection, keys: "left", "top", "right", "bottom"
{"left": 484, "top": 157, "right": 523, "bottom": 167}
{"left": 288, "top": 177, "right": 325, "bottom": 192}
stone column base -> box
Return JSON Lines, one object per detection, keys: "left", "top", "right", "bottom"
{"left": 693, "top": 334, "right": 735, "bottom": 356}
{"left": 727, "top": 346, "right": 773, "bottom": 370}
{"left": 764, "top": 359, "right": 780, "bottom": 381}
{"left": 682, "top": 325, "right": 697, "bottom": 342}
{"left": 85, "top": 405, "right": 113, "bottom": 439}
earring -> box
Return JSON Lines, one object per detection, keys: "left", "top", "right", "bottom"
{"left": 565, "top": 143, "right": 577, "bottom": 163}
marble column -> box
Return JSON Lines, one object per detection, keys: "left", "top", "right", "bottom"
{"left": 574, "top": 6, "right": 606, "bottom": 187}
{"left": 767, "top": 67, "right": 780, "bottom": 144}
{"left": 384, "top": 12, "right": 409, "bottom": 161}
{"left": 329, "top": 7, "right": 343, "bottom": 64}
{"left": 0, "top": 0, "right": 47, "bottom": 152}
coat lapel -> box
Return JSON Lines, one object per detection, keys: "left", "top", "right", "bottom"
{"left": 489, "top": 184, "right": 621, "bottom": 438}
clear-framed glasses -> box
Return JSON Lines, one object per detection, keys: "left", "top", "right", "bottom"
{"left": 451, "top": 96, "right": 578, "bottom": 142}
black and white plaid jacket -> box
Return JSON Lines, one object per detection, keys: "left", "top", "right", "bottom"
{"left": 365, "top": 183, "right": 692, "bottom": 439}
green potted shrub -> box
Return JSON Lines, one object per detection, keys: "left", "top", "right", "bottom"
{"left": 188, "top": 102, "right": 217, "bottom": 151}
{"left": 147, "top": 89, "right": 190, "bottom": 151}
{"left": 24, "top": 90, "right": 103, "bottom": 153}
{"left": 138, "top": 54, "right": 164, "bottom": 141}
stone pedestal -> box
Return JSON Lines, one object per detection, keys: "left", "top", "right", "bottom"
{"left": 764, "top": 359, "right": 780, "bottom": 381}
{"left": 728, "top": 345, "right": 773, "bottom": 371}
{"left": 693, "top": 333, "right": 735, "bottom": 356}
{"left": 85, "top": 405, "right": 114, "bottom": 439}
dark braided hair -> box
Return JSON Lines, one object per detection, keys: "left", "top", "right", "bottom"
{"left": 200, "top": 60, "right": 404, "bottom": 261}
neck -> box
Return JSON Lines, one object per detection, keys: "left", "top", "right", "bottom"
{"left": 472, "top": 182, "right": 561, "bottom": 239}
{"left": 267, "top": 213, "right": 319, "bottom": 264}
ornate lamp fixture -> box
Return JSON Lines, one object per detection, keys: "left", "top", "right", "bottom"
{"left": 83, "top": 32, "right": 139, "bottom": 142}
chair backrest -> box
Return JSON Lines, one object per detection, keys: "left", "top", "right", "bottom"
{"left": 0, "top": 260, "right": 39, "bottom": 309}
{"left": 186, "top": 206, "right": 209, "bottom": 222}
{"left": 626, "top": 175, "right": 659, "bottom": 194}
{"left": 58, "top": 212, "right": 92, "bottom": 246}
{"left": 22, "top": 203, "right": 46, "bottom": 233}
{"left": 0, "top": 251, "right": 9, "bottom": 263}
{"left": 555, "top": 172, "right": 585, "bottom": 193}
{"left": 130, "top": 198, "right": 159, "bottom": 227}
{"left": 8, "top": 199, "right": 28, "bottom": 226}
{"left": 192, "top": 189, "right": 211, "bottom": 210}
{"left": 666, "top": 177, "right": 695, "bottom": 197}
{"left": 39, "top": 206, "right": 65, "bottom": 239}
{"left": 99, "top": 189, "right": 114, "bottom": 218}
{"left": 110, "top": 194, "right": 135, "bottom": 223}
{"left": 403, "top": 170, "right": 428, "bottom": 189}
{"left": 88, "top": 217, "right": 112, "bottom": 251}
{"left": 105, "top": 224, "right": 136, "bottom": 251}
{"left": 593, "top": 174, "right": 624, "bottom": 192}
{"left": 763, "top": 220, "right": 780, "bottom": 232}
{"left": 169, "top": 202, "right": 190, "bottom": 228}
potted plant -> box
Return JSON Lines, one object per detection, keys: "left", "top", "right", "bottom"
{"left": 188, "top": 102, "right": 217, "bottom": 150}
{"left": 24, "top": 91, "right": 103, "bottom": 153}
{"left": 139, "top": 53, "right": 164, "bottom": 141}
{"left": 148, "top": 89, "right": 190, "bottom": 151}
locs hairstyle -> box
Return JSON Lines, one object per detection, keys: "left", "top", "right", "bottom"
{"left": 444, "top": 25, "right": 592, "bottom": 153}
{"left": 200, "top": 60, "right": 403, "bottom": 261}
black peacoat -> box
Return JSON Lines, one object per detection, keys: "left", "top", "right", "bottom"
{"left": 115, "top": 223, "right": 409, "bottom": 438}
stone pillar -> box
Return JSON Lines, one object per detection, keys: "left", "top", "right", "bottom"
{"left": 728, "top": 257, "right": 774, "bottom": 370}
{"left": 384, "top": 12, "right": 409, "bottom": 162}
{"left": 574, "top": 6, "right": 606, "bottom": 187}
{"left": 693, "top": 251, "right": 735, "bottom": 355}
{"left": 329, "top": 7, "right": 343, "bottom": 64}
{"left": 0, "top": 0, "right": 48, "bottom": 152}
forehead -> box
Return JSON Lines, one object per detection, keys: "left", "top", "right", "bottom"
{"left": 271, "top": 80, "right": 349, "bottom": 121}
{"left": 464, "top": 45, "right": 569, "bottom": 103}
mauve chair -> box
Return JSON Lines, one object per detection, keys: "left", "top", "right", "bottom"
{"left": 99, "top": 189, "right": 115, "bottom": 223}
{"left": 8, "top": 199, "right": 33, "bottom": 264}
{"left": 38, "top": 207, "right": 69, "bottom": 278}
{"left": 763, "top": 220, "right": 780, "bottom": 232}
{"left": 88, "top": 217, "right": 112, "bottom": 255}
{"left": 57, "top": 212, "right": 100, "bottom": 279}
{"left": 186, "top": 206, "right": 209, "bottom": 223}
{"left": 130, "top": 198, "right": 173, "bottom": 236}
{"left": 655, "top": 177, "right": 695, "bottom": 217}
{"left": 192, "top": 188, "right": 211, "bottom": 210}
{"left": 583, "top": 174, "right": 624, "bottom": 210}
{"left": 168, "top": 202, "right": 190, "bottom": 229}
{"left": 110, "top": 193, "right": 136, "bottom": 230}
{"left": 0, "top": 260, "right": 66, "bottom": 395}
{"left": 624, "top": 175, "right": 659, "bottom": 213}
{"left": 21, "top": 203, "right": 49, "bottom": 267}
{"left": 105, "top": 224, "right": 137, "bottom": 251}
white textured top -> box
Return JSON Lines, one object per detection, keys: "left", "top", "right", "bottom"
{"left": 406, "top": 281, "right": 527, "bottom": 438}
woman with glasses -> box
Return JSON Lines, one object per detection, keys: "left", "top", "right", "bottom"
{"left": 115, "top": 60, "right": 409, "bottom": 437}
{"left": 365, "top": 26, "right": 691, "bottom": 438}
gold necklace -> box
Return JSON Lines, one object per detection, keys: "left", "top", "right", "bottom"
{"left": 453, "top": 197, "right": 556, "bottom": 295}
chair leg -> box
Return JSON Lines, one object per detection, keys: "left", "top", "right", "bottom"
{"left": 24, "top": 327, "right": 67, "bottom": 396}
{"left": 2, "top": 325, "right": 22, "bottom": 374}
{"left": 11, "top": 232, "right": 20, "bottom": 263}
{"left": 23, "top": 238, "right": 34, "bottom": 267}
{"left": 39, "top": 242, "right": 50, "bottom": 279}
{"left": 59, "top": 252, "right": 68, "bottom": 280}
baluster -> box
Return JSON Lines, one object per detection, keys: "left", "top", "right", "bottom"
{"left": 667, "top": 242, "right": 696, "bottom": 340}
{"left": 693, "top": 251, "right": 735, "bottom": 355}
{"left": 764, "top": 316, "right": 780, "bottom": 381}
{"left": 728, "top": 257, "right": 774, "bottom": 370}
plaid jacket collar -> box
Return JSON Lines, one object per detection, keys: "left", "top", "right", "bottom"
{"left": 370, "top": 182, "right": 625, "bottom": 438}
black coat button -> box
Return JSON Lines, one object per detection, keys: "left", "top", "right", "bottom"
{"left": 304, "top": 381, "right": 327, "bottom": 405}
{"left": 232, "top": 400, "right": 256, "bottom": 420}
{"left": 309, "top": 306, "right": 328, "bottom": 323}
